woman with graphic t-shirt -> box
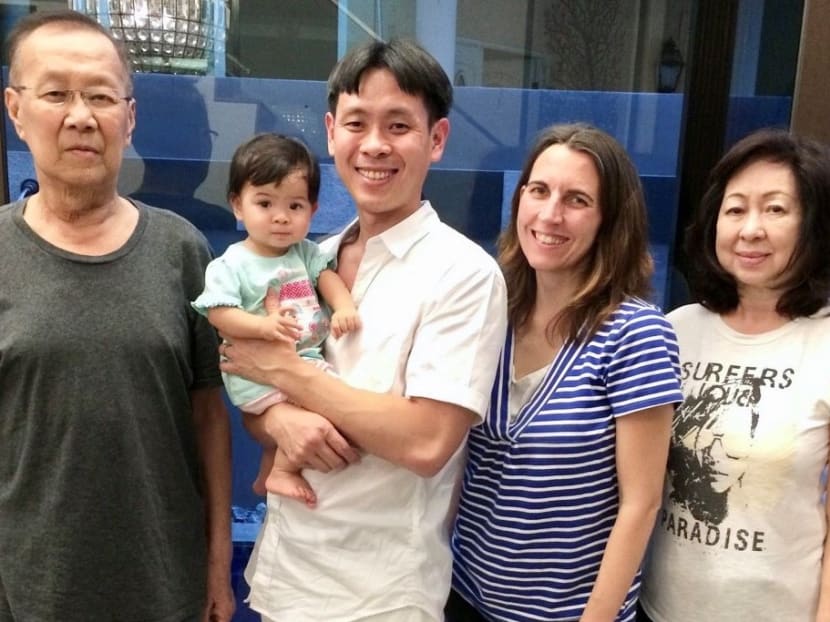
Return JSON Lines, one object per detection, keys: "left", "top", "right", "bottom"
{"left": 639, "top": 129, "right": 830, "bottom": 622}
{"left": 446, "top": 124, "right": 683, "bottom": 622}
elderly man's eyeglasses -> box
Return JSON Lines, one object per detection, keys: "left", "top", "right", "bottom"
{"left": 11, "top": 86, "right": 133, "bottom": 109}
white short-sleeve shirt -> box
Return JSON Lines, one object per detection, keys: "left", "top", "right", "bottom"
{"left": 245, "top": 202, "right": 508, "bottom": 622}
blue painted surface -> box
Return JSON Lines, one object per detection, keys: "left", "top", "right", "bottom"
{"left": 1, "top": 67, "right": 789, "bottom": 622}
{"left": 5, "top": 70, "right": 789, "bottom": 508}
{"left": 230, "top": 542, "right": 257, "bottom": 620}
{"left": 724, "top": 95, "right": 792, "bottom": 149}
{"left": 0, "top": 70, "right": 685, "bottom": 512}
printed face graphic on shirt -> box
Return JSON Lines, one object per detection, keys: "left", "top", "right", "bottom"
{"left": 659, "top": 355, "right": 807, "bottom": 555}
{"left": 669, "top": 377, "right": 762, "bottom": 525}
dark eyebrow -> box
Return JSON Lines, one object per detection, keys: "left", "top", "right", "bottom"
{"left": 724, "top": 190, "right": 796, "bottom": 201}
{"left": 337, "top": 103, "right": 419, "bottom": 121}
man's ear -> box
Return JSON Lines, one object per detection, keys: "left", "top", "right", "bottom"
{"left": 125, "top": 98, "right": 137, "bottom": 145}
{"left": 325, "top": 112, "right": 336, "bottom": 157}
{"left": 430, "top": 117, "right": 450, "bottom": 162}
{"left": 4, "top": 87, "right": 26, "bottom": 141}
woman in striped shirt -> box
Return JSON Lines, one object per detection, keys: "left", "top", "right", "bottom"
{"left": 447, "top": 123, "right": 683, "bottom": 622}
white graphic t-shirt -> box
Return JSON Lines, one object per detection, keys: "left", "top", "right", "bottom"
{"left": 640, "top": 304, "right": 830, "bottom": 622}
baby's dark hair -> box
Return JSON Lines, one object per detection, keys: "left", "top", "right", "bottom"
{"left": 227, "top": 133, "right": 321, "bottom": 203}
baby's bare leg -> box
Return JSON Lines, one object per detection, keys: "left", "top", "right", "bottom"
{"left": 251, "top": 450, "right": 275, "bottom": 497}
{"left": 265, "top": 447, "right": 317, "bottom": 508}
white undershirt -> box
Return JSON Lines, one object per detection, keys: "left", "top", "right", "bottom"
{"left": 508, "top": 360, "right": 550, "bottom": 421}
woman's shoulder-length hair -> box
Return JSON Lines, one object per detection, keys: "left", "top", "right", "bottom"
{"left": 498, "top": 123, "right": 653, "bottom": 341}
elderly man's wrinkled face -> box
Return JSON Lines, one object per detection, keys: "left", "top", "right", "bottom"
{"left": 4, "top": 24, "right": 135, "bottom": 195}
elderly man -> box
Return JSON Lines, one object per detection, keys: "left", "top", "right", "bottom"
{"left": 0, "top": 10, "right": 234, "bottom": 621}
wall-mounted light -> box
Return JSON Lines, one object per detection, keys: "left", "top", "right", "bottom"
{"left": 657, "top": 37, "right": 684, "bottom": 93}
{"left": 71, "top": 0, "right": 228, "bottom": 75}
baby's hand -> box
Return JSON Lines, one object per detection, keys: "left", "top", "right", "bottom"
{"left": 258, "top": 312, "right": 301, "bottom": 343}
{"left": 330, "top": 308, "right": 361, "bottom": 339}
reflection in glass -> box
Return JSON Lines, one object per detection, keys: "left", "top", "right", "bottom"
{"left": 72, "top": 0, "right": 228, "bottom": 75}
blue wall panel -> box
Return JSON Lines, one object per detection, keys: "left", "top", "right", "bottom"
{"left": 3, "top": 71, "right": 704, "bottom": 512}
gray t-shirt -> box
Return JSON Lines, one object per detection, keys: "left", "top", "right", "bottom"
{"left": 0, "top": 200, "right": 222, "bottom": 621}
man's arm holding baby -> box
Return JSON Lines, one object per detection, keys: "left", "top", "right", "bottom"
{"left": 230, "top": 339, "right": 476, "bottom": 477}
{"left": 241, "top": 400, "right": 360, "bottom": 472}
{"left": 224, "top": 264, "right": 507, "bottom": 477}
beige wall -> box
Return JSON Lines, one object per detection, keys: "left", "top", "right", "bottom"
{"left": 791, "top": 0, "right": 830, "bottom": 144}
{"left": 455, "top": 0, "right": 692, "bottom": 91}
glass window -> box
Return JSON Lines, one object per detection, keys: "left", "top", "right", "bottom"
{"left": 0, "top": 0, "right": 804, "bottom": 518}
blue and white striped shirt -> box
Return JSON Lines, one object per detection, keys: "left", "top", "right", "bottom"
{"left": 451, "top": 299, "right": 682, "bottom": 622}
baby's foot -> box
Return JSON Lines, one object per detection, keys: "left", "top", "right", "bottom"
{"left": 251, "top": 472, "right": 268, "bottom": 497}
{"left": 265, "top": 470, "right": 317, "bottom": 508}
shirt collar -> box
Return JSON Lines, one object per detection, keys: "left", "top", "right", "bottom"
{"left": 372, "top": 200, "right": 436, "bottom": 258}
{"left": 331, "top": 200, "right": 438, "bottom": 259}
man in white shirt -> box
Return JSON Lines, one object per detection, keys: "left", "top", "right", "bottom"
{"left": 221, "top": 38, "right": 507, "bottom": 622}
